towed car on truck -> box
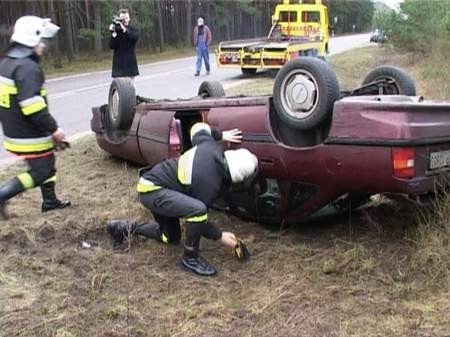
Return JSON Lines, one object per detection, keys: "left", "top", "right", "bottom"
{"left": 91, "top": 58, "right": 450, "bottom": 224}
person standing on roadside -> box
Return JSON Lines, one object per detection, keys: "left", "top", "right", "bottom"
{"left": 109, "top": 8, "right": 139, "bottom": 83}
{"left": 193, "top": 17, "right": 212, "bottom": 76}
{"left": 0, "top": 16, "right": 71, "bottom": 219}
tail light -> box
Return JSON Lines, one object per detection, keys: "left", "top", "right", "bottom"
{"left": 169, "top": 118, "right": 181, "bottom": 158}
{"left": 392, "top": 147, "right": 415, "bottom": 179}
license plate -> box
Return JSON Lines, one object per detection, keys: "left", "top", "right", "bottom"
{"left": 429, "top": 150, "right": 450, "bottom": 170}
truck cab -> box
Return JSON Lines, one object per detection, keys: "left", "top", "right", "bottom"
{"left": 272, "top": 0, "right": 329, "bottom": 53}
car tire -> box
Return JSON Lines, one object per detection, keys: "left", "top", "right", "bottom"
{"left": 241, "top": 68, "right": 257, "bottom": 76}
{"left": 273, "top": 57, "right": 340, "bottom": 130}
{"left": 362, "top": 65, "right": 416, "bottom": 96}
{"left": 107, "top": 78, "right": 136, "bottom": 130}
{"left": 198, "top": 80, "right": 225, "bottom": 98}
{"left": 105, "top": 78, "right": 136, "bottom": 144}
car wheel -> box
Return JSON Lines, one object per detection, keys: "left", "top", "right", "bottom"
{"left": 241, "top": 68, "right": 257, "bottom": 76}
{"left": 362, "top": 65, "right": 416, "bottom": 96}
{"left": 105, "top": 78, "right": 136, "bottom": 144}
{"left": 198, "top": 80, "right": 225, "bottom": 98}
{"left": 273, "top": 57, "right": 340, "bottom": 130}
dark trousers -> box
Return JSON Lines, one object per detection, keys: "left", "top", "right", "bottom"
{"left": 0, "top": 152, "right": 58, "bottom": 207}
{"left": 139, "top": 188, "right": 221, "bottom": 256}
{"left": 25, "top": 153, "right": 57, "bottom": 187}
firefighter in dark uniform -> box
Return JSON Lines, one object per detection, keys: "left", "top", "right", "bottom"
{"left": 0, "top": 16, "right": 71, "bottom": 219}
{"left": 107, "top": 123, "right": 258, "bottom": 276}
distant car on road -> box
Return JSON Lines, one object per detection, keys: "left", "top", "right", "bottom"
{"left": 91, "top": 58, "right": 450, "bottom": 224}
{"left": 370, "top": 29, "right": 387, "bottom": 43}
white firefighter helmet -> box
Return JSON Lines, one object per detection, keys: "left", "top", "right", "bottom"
{"left": 224, "top": 148, "right": 259, "bottom": 184}
{"left": 11, "top": 16, "right": 60, "bottom": 48}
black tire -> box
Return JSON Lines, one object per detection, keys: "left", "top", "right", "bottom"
{"left": 362, "top": 65, "right": 416, "bottom": 96}
{"left": 105, "top": 78, "right": 136, "bottom": 144}
{"left": 198, "top": 81, "right": 225, "bottom": 98}
{"left": 273, "top": 57, "right": 340, "bottom": 130}
{"left": 107, "top": 78, "right": 136, "bottom": 130}
{"left": 241, "top": 68, "right": 257, "bottom": 76}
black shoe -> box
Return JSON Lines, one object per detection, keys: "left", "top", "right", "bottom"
{"left": 194, "top": 72, "right": 200, "bottom": 76}
{"left": 42, "top": 199, "right": 71, "bottom": 213}
{"left": 181, "top": 256, "right": 217, "bottom": 276}
{"left": 106, "top": 220, "right": 135, "bottom": 248}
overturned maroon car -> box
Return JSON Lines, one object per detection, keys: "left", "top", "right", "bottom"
{"left": 91, "top": 58, "right": 450, "bottom": 224}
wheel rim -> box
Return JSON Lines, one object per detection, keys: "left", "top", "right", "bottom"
{"left": 110, "top": 88, "right": 120, "bottom": 122}
{"left": 375, "top": 76, "right": 399, "bottom": 94}
{"left": 279, "top": 69, "right": 319, "bottom": 120}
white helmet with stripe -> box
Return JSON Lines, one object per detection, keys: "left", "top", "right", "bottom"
{"left": 11, "top": 16, "right": 60, "bottom": 48}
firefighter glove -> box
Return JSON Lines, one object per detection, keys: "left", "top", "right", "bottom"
{"left": 234, "top": 238, "right": 251, "bottom": 262}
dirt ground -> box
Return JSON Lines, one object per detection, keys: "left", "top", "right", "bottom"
{"left": 1, "top": 47, "right": 449, "bottom": 337}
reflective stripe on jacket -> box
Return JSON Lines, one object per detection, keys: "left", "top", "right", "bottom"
{"left": 0, "top": 47, "right": 58, "bottom": 155}
{"left": 138, "top": 128, "right": 231, "bottom": 207}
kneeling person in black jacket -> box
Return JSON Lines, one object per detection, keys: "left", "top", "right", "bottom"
{"left": 107, "top": 123, "right": 258, "bottom": 276}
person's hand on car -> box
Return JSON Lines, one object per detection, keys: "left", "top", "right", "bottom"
{"left": 222, "top": 129, "right": 243, "bottom": 143}
{"left": 220, "top": 231, "right": 237, "bottom": 248}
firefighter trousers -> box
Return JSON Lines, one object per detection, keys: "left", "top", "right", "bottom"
{"left": 139, "top": 188, "right": 222, "bottom": 255}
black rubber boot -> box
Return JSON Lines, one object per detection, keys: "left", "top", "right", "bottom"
{"left": 0, "top": 178, "right": 25, "bottom": 220}
{"left": 41, "top": 182, "right": 71, "bottom": 213}
{"left": 106, "top": 219, "right": 137, "bottom": 249}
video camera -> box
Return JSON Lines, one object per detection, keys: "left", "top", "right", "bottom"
{"left": 111, "top": 16, "right": 125, "bottom": 30}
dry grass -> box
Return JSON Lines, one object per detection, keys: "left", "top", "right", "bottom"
{"left": 227, "top": 45, "right": 450, "bottom": 100}
{"left": 1, "top": 46, "right": 450, "bottom": 337}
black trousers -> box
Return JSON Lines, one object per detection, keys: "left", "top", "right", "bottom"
{"left": 25, "top": 153, "right": 56, "bottom": 187}
{"left": 139, "top": 189, "right": 222, "bottom": 253}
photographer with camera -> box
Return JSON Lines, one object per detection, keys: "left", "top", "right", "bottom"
{"left": 109, "top": 9, "right": 139, "bottom": 83}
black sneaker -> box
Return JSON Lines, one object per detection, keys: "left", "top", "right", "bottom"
{"left": 194, "top": 72, "right": 200, "bottom": 77}
{"left": 42, "top": 199, "right": 71, "bottom": 213}
{"left": 181, "top": 256, "right": 217, "bottom": 276}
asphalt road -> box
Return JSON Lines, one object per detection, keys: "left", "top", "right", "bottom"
{"left": 0, "top": 33, "right": 371, "bottom": 160}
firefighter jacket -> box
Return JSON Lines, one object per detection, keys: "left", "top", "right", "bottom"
{"left": 137, "top": 128, "right": 231, "bottom": 208}
{"left": 0, "top": 45, "right": 58, "bottom": 155}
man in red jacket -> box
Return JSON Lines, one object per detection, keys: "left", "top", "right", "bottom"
{"left": 193, "top": 17, "right": 212, "bottom": 76}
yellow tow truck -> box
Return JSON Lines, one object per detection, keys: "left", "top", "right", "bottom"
{"left": 215, "top": 0, "right": 330, "bottom": 75}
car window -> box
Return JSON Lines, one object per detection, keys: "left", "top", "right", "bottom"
{"left": 279, "top": 11, "right": 297, "bottom": 22}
